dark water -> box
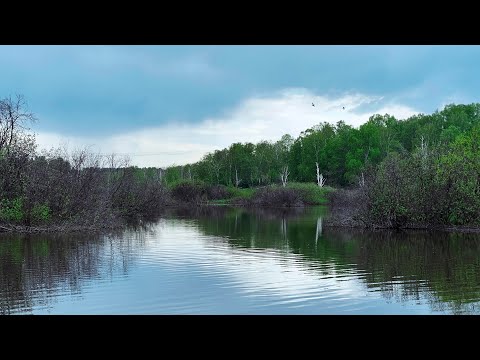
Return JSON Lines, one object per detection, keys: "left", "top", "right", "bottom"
{"left": 1, "top": 206, "right": 480, "bottom": 314}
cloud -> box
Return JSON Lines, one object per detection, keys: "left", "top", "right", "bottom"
{"left": 35, "top": 88, "right": 420, "bottom": 168}
{"left": 70, "top": 46, "right": 223, "bottom": 81}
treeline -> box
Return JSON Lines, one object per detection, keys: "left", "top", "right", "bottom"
{"left": 164, "top": 103, "right": 480, "bottom": 188}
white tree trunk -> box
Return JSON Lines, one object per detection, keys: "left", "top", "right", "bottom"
{"left": 280, "top": 165, "right": 289, "bottom": 187}
{"left": 359, "top": 172, "right": 365, "bottom": 187}
{"left": 235, "top": 167, "right": 241, "bottom": 188}
{"left": 316, "top": 162, "right": 326, "bottom": 187}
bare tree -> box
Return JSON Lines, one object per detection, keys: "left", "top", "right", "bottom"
{"left": 0, "top": 94, "right": 36, "bottom": 154}
{"left": 359, "top": 172, "right": 365, "bottom": 187}
{"left": 280, "top": 165, "right": 289, "bottom": 187}
{"left": 235, "top": 166, "right": 241, "bottom": 188}
{"left": 316, "top": 162, "right": 326, "bottom": 187}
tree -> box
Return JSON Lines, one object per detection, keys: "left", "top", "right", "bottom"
{"left": 0, "top": 95, "right": 37, "bottom": 202}
{"left": 275, "top": 134, "right": 293, "bottom": 186}
{"left": 0, "top": 94, "right": 36, "bottom": 154}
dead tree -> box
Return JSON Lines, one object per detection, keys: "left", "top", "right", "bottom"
{"left": 280, "top": 165, "right": 289, "bottom": 187}
{"left": 316, "top": 162, "right": 326, "bottom": 187}
{"left": 359, "top": 172, "right": 365, "bottom": 187}
{"left": 0, "top": 94, "right": 36, "bottom": 154}
{"left": 235, "top": 167, "right": 241, "bottom": 188}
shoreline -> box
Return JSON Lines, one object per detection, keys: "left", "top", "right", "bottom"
{"left": 3, "top": 203, "right": 480, "bottom": 235}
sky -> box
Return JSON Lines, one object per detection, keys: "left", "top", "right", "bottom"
{"left": 1, "top": 45, "right": 479, "bottom": 168}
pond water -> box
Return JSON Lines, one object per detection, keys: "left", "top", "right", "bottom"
{"left": 1, "top": 206, "right": 480, "bottom": 314}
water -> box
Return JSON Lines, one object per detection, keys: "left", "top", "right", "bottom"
{"left": 1, "top": 206, "right": 480, "bottom": 314}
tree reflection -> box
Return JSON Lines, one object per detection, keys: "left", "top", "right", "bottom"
{"left": 183, "top": 206, "right": 480, "bottom": 314}
{"left": 0, "top": 225, "right": 151, "bottom": 314}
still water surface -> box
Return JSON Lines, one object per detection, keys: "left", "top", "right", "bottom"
{"left": 1, "top": 206, "right": 480, "bottom": 314}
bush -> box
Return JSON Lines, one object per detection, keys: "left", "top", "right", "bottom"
{"left": 0, "top": 197, "right": 24, "bottom": 222}
{"left": 170, "top": 181, "right": 207, "bottom": 204}
{"left": 286, "top": 182, "right": 334, "bottom": 205}
{"left": 31, "top": 203, "right": 51, "bottom": 223}
{"left": 228, "top": 187, "right": 255, "bottom": 200}
{"left": 251, "top": 187, "right": 304, "bottom": 207}
{"left": 206, "top": 185, "right": 231, "bottom": 200}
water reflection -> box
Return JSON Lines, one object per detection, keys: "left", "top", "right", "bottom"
{"left": 167, "top": 206, "right": 480, "bottom": 314}
{"left": 1, "top": 206, "right": 480, "bottom": 314}
{"left": 0, "top": 229, "right": 151, "bottom": 314}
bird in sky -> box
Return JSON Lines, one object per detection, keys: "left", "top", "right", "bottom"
{"left": 312, "top": 103, "right": 315, "bottom": 107}
{"left": 342, "top": 106, "right": 345, "bottom": 110}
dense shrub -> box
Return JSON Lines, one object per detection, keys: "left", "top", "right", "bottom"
{"left": 0, "top": 197, "right": 24, "bottom": 222}
{"left": 205, "top": 185, "right": 231, "bottom": 200}
{"left": 170, "top": 181, "right": 207, "bottom": 204}
{"left": 251, "top": 187, "right": 304, "bottom": 207}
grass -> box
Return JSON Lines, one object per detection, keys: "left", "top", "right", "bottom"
{"left": 286, "top": 182, "right": 334, "bottom": 205}
{"left": 227, "top": 187, "right": 256, "bottom": 200}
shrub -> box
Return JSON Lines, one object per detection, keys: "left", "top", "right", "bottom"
{"left": 31, "top": 203, "right": 51, "bottom": 223}
{"left": 206, "top": 185, "right": 231, "bottom": 200}
{"left": 170, "top": 181, "right": 207, "bottom": 204}
{"left": 0, "top": 197, "right": 24, "bottom": 222}
{"left": 228, "top": 187, "right": 255, "bottom": 200}
{"left": 251, "top": 187, "right": 304, "bottom": 207}
{"left": 286, "top": 182, "right": 334, "bottom": 205}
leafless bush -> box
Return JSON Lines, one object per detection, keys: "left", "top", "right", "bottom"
{"left": 206, "top": 185, "right": 230, "bottom": 200}
{"left": 170, "top": 182, "right": 207, "bottom": 205}
{"left": 251, "top": 187, "right": 304, "bottom": 207}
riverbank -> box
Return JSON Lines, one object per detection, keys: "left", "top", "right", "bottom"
{"left": 324, "top": 188, "right": 480, "bottom": 234}
{"left": 0, "top": 183, "right": 333, "bottom": 234}
{"left": 6, "top": 183, "right": 480, "bottom": 235}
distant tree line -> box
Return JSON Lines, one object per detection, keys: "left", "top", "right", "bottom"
{"left": 3, "top": 93, "right": 480, "bottom": 230}
{"left": 163, "top": 104, "right": 480, "bottom": 189}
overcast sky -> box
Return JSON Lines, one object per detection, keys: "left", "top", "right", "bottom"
{"left": 1, "top": 45, "right": 478, "bottom": 167}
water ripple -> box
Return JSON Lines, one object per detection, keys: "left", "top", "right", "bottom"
{"left": 3, "top": 208, "right": 480, "bottom": 314}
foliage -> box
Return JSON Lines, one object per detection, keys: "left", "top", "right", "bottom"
{"left": 0, "top": 197, "right": 24, "bottom": 222}
{"left": 286, "top": 182, "right": 334, "bottom": 205}
{"left": 31, "top": 204, "right": 51, "bottom": 223}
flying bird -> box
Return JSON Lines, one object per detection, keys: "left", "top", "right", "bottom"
{"left": 342, "top": 106, "right": 345, "bottom": 110}
{"left": 312, "top": 103, "right": 315, "bottom": 107}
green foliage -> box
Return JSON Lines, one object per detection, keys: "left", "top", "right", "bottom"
{"left": 0, "top": 197, "right": 24, "bottom": 222}
{"left": 286, "top": 182, "right": 334, "bottom": 205}
{"left": 364, "top": 123, "right": 480, "bottom": 228}
{"left": 163, "top": 166, "right": 183, "bottom": 187}
{"left": 436, "top": 125, "right": 480, "bottom": 225}
{"left": 228, "top": 187, "right": 255, "bottom": 200}
{"left": 156, "top": 104, "right": 480, "bottom": 189}
{"left": 31, "top": 203, "right": 51, "bottom": 223}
